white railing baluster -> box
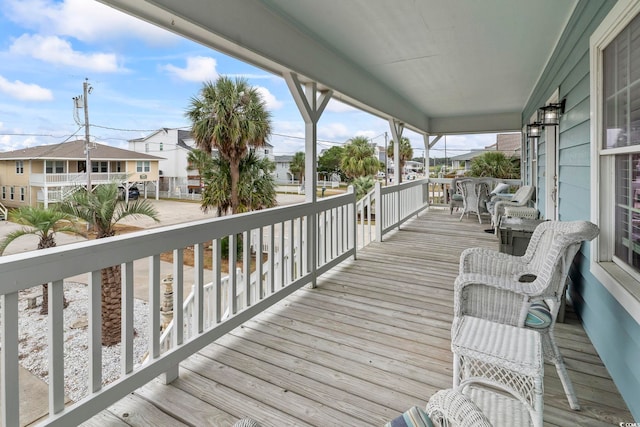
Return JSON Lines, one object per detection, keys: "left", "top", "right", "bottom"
{"left": 288, "top": 220, "right": 294, "bottom": 282}
{"left": 257, "top": 227, "right": 264, "bottom": 300}
{"left": 173, "top": 249, "right": 184, "bottom": 346}
{"left": 229, "top": 235, "right": 238, "bottom": 314}
{"left": 213, "top": 239, "right": 222, "bottom": 324}
{"left": 121, "top": 262, "right": 134, "bottom": 374}
{"left": 48, "top": 280, "right": 65, "bottom": 415}
{"left": 243, "top": 230, "right": 251, "bottom": 309}
{"left": 88, "top": 270, "right": 102, "bottom": 393}
{"left": 2, "top": 291, "right": 19, "bottom": 427}
{"left": 279, "top": 223, "right": 285, "bottom": 288}
{"left": 194, "top": 243, "right": 204, "bottom": 334}
{"left": 149, "top": 255, "right": 161, "bottom": 360}
{"left": 269, "top": 224, "right": 275, "bottom": 294}
{"left": 296, "top": 218, "right": 303, "bottom": 279}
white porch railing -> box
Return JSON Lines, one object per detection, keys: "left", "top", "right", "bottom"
{"left": 0, "top": 181, "right": 432, "bottom": 426}
{"left": 30, "top": 173, "right": 129, "bottom": 186}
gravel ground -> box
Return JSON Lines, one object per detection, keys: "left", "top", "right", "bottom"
{"left": 16, "top": 283, "right": 149, "bottom": 403}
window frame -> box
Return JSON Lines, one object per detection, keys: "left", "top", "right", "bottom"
{"left": 591, "top": 0, "right": 640, "bottom": 323}
{"left": 20, "top": 187, "right": 25, "bottom": 202}
{"left": 15, "top": 160, "right": 23, "bottom": 174}
{"left": 136, "top": 161, "right": 150, "bottom": 173}
{"left": 9, "top": 187, "right": 14, "bottom": 200}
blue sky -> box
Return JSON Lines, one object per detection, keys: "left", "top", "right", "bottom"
{"left": 0, "top": 0, "right": 497, "bottom": 158}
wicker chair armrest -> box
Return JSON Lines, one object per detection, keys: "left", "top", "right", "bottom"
{"left": 459, "top": 247, "right": 527, "bottom": 276}
{"left": 455, "top": 273, "right": 539, "bottom": 296}
{"left": 426, "top": 389, "right": 493, "bottom": 427}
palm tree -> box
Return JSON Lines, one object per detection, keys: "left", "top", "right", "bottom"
{"left": 0, "top": 206, "right": 81, "bottom": 314}
{"left": 351, "top": 176, "right": 376, "bottom": 200}
{"left": 289, "top": 151, "right": 305, "bottom": 184}
{"left": 199, "top": 151, "right": 277, "bottom": 215}
{"left": 61, "top": 183, "right": 159, "bottom": 346}
{"left": 387, "top": 137, "right": 414, "bottom": 183}
{"left": 186, "top": 76, "right": 272, "bottom": 214}
{"left": 341, "top": 136, "right": 380, "bottom": 179}
{"left": 469, "top": 152, "right": 520, "bottom": 179}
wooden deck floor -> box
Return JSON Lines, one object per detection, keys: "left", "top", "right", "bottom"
{"left": 85, "top": 209, "right": 632, "bottom": 426}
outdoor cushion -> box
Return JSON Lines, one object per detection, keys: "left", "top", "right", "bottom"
{"left": 525, "top": 301, "right": 552, "bottom": 329}
{"left": 452, "top": 194, "right": 464, "bottom": 201}
{"left": 490, "top": 182, "right": 510, "bottom": 195}
{"left": 385, "top": 406, "right": 433, "bottom": 427}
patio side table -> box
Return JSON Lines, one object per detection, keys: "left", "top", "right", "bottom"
{"left": 452, "top": 316, "right": 544, "bottom": 427}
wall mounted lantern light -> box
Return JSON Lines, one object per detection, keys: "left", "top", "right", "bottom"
{"left": 527, "top": 122, "right": 543, "bottom": 139}
{"left": 539, "top": 99, "right": 566, "bottom": 126}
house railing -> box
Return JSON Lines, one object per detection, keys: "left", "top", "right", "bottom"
{"left": 0, "top": 181, "right": 432, "bottom": 426}
{"left": 29, "top": 172, "right": 129, "bottom": 186}
{"left": 0, "top": 201, "right": 6, "bottom": 221}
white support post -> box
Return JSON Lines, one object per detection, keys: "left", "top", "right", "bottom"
{"left": 285, "top": 72, "right": 332, "bottom": 288}
{"left": 2, "top": 292, "right": 19, "bottom": 427}
{"left": 375, "top": 181, "right": 383, "bottom": 242}
{"left": 149, "top": 255, "right": 161, "bottom": 361}
{"left": 88, "top": 270, "right": 102, "bottom": 393}
{"left": 122, "top": 261, "right": 134, "bottom": 375}
{"left": 48, "top": 280, "right": 65, "bottom": 415}
{"left": 389, "top": 119, "right": 404, "bottom": 230}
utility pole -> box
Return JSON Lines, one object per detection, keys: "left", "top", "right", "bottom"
{"left": 83, "top": 78, "right": 92, "bottom": 191}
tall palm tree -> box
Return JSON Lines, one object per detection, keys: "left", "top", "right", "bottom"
{"left": 0, "top": 206, "right": 81, "bottom": 314}
{"left": 341, "top": 136, "right": 380, "bottom": 179}
{"left": 387, "top": 136, "right": 414, "bottom": 183}
{"left": 289, "top": 151, "right": 305, "bottom": 184}
{"left": 186, "top": 76, "right": 272, "bottom": 214}
{"left": 199, "top": 151, "right": 277, "bottom": 215}
{"left": 61, "top": 183, "right": 159, "bottom": 346}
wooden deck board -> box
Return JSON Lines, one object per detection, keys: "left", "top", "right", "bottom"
{"left": 92, "top": 208, "right": 632, "bottom": 426}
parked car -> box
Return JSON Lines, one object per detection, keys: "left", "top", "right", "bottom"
{"left": 119, "top": 185, "right": 140, "bottom": 200}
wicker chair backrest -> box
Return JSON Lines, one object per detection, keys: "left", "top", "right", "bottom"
{"left": 521, "top": 221, "right": 599, "bottom": 297}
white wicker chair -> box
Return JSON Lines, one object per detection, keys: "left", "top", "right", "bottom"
{"left": 426, "top": 389, "right": 494, "bottom": 427}
{"left": 488, "top": 185, "right": 535, "bottom": 230}
{"left": 459, "top": 179, "right": 490, "bottom": 223}
{"left": 453, "top": 220, "right": 599, "bottom": 411}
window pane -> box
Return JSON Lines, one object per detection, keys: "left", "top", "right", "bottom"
{"left": 603, "top": 13, "right": 640, "bottom": 149}
{"left": 615, "top": 154, "right": 640, "bottom": 272}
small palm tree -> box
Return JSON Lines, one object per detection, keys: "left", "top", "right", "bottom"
{"left": 289, "top": 151, "right": 305, "bottom": 184}
{"left": 0, "top": 206, "right": 81, "bottom": 314}
{"left": 351, "top": 176, "right": 376, "bottom": 200}
{"left": 61, "top": 183, "right": 159, "bottom": 346}
{"left": 469, "top": 152, "right": 520, "bottom": 179}
{"left": 186, "top": 76, "right": 272, "bottom": 214}
{"left": 387, "top": 137, "right": 414, "bottom": 183}
{"left": 341, "top": 136, "right": 380, "bottom": 179}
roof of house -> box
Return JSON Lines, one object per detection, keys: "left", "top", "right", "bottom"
{"left": 0, "top": 140, "right": 164, "bottom": 161}
{"left": 275, "top": 155, "right": 293, "bottom": 162}
{"left": 450, "top": 151, "right": 485, "bottom": 161}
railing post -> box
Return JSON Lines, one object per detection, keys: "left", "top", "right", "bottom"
{"left": 347, "top": 185, "right": 356, "bottom": 259}
{"left": 375, "top": 180, "right": 383, "bottom": 242}
{"left": 1, "top": 292, "right": 19, "bottom": 427}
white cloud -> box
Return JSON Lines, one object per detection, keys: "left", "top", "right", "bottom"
{"left": 4, "top": 0, "right": 175, "bottom": 45}
{"left": 319, "top": 122, "right": 350, "bottom": 140}
{"left": 0, "top": 75, "right": 53, "bottom": 101}
{"left": 326, "top": 99, "right": 358, "bottom": 113}
{"left": 256, "top": 86, "right": 284, "bottom": 110}
{"left": 10, "top": 34, "right": 122, "bottom": 72}
{"left": 161, "top": 56, "right": 218, "bottom": 82}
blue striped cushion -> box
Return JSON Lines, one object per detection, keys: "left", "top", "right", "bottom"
{"left": 385, "top": 406, "right": 433, "bottom": 427}
{"left": 525, "top": 301, "right": 552, "bottom": 329}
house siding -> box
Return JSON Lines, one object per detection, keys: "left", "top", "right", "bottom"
{"left": 524, "top": 0, "right": 640, "bottom": 418}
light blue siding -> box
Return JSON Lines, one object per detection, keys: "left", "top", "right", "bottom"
{"left": 524, "top": 0, "right": 640, "bottom": 419}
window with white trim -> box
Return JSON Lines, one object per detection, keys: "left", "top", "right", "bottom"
{"left": 136, "top": 161, "right": 150, "bottom": 172}
{"left": 15, "top": 160, "right": 23, "bottom": 174}
{"left": 1, "top": 186, "right": 5, "bottom": 199}
{"left": 20, "top": 187, "right": 25, "bottom": 202}
{"left": 10, "top": 187, "right": 14, "bottom": 200}
{"left": 600, "top": 11, "right": 640, "bottom": 275}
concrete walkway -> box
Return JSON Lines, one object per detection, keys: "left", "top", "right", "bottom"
{"left": 1, "top": 195, "right": 305, "bottom": 426}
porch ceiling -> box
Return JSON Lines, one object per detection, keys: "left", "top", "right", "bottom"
{"left": 99, "top": 0, "right": 577, "bottom": 135}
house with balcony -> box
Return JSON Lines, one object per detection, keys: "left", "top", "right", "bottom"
{"left": 0, "top": 140, "right": 163, "bottom": 208}
{"left": 129, "top": 128, "right": 275, "bottom": 195}
{"left": 2, "top": 1, "right": 640, "bottom": 425}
